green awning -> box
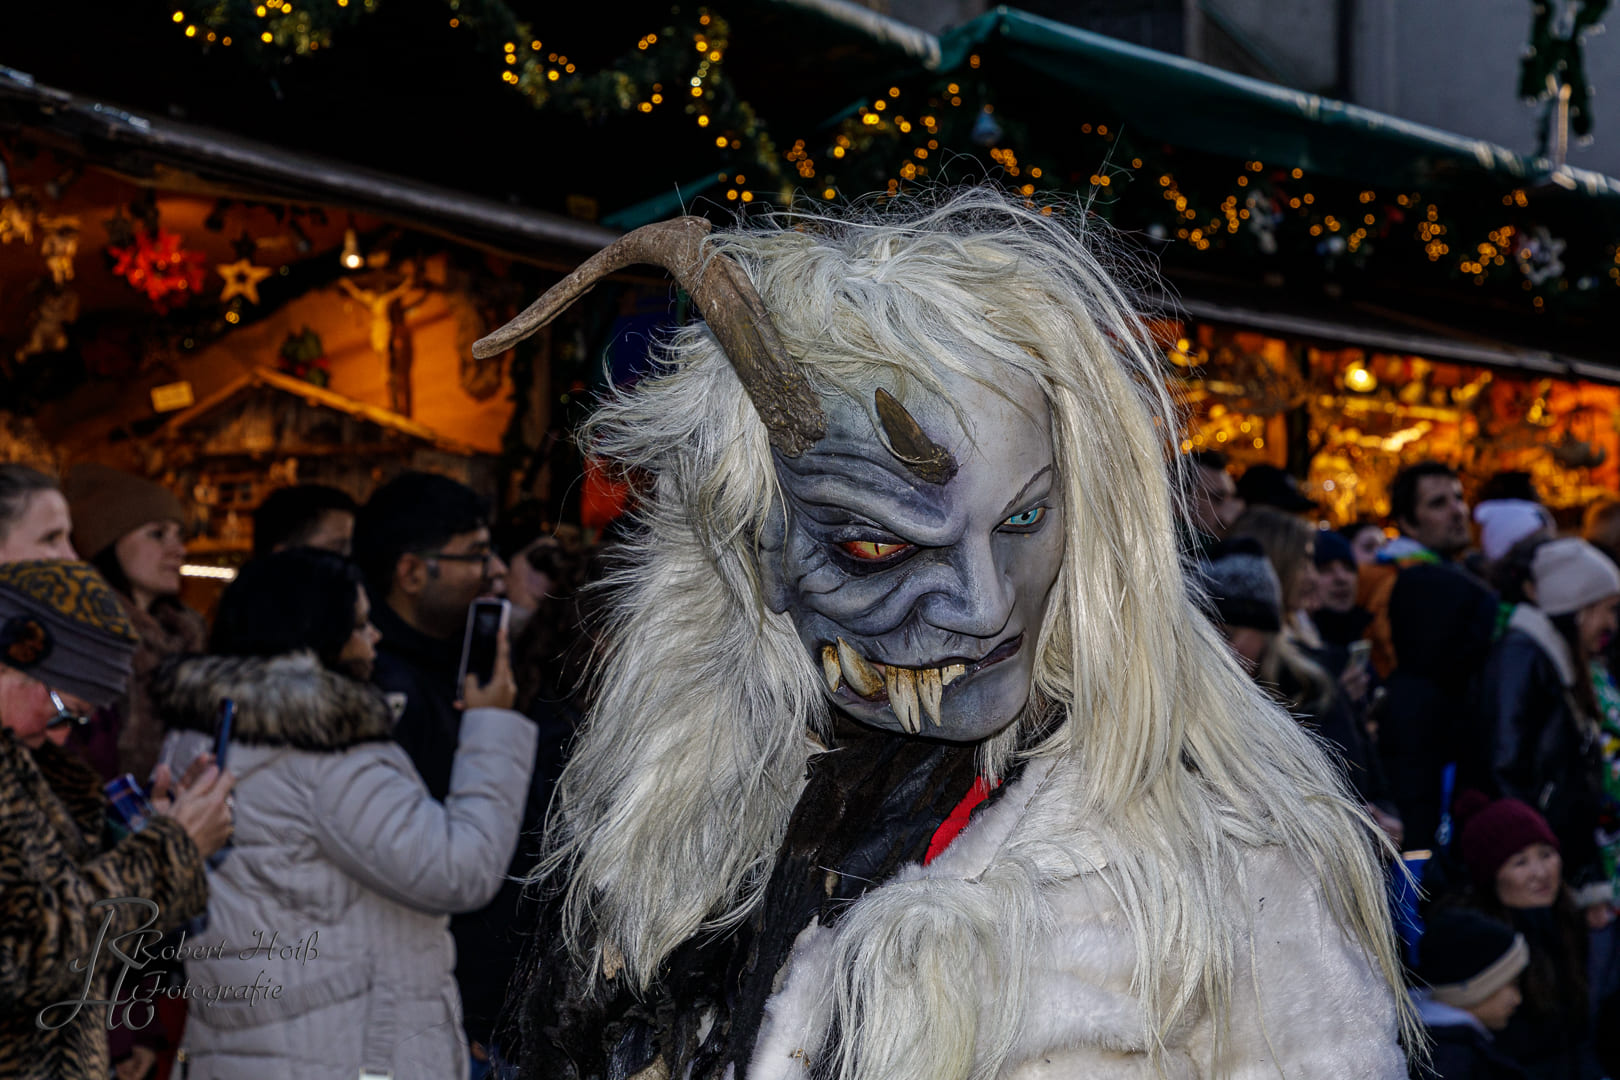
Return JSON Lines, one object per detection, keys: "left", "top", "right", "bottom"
{"left": 937, "top": 6, "right": 1619, "bottom": 199}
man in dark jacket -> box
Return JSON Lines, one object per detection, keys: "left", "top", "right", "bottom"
{"left": 356, "top": 472, "right": 548, "bottom": 1070}
{"left": 1378, "top": 562, "right": 1501, "bottom": 851}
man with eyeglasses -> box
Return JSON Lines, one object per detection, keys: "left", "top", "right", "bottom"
{"left": 0, "top": 559, "right": 234, "bottom": 1080}
{"left": 353, "top": 471, "right": 526, "bottom": 1074}
{"left": 354, "top": 471, "right": 510, "bottom": 796}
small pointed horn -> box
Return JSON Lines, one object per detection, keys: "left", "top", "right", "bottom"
{"left": 472, "top": 216, "right": 824, "bottom": 456}
{"left": 874, "top": 388, "right": 957, "bottom": 485}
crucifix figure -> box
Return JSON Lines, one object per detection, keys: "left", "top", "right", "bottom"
{"left": 339, "top": 264, "right": 426, "bottom": 416}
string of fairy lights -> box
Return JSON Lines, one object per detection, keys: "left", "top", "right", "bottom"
{"left": 163, "top": 2, "right": 1613, "bottom": 311}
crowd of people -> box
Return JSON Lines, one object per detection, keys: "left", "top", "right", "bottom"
{"left": 7, "top": 442, "right": 1620, "bottom": 1078}
{"left": 0, "top": 462, "right": 591, "bottom": 1080}
{"left": 1189, "top": 450, "right": 1620, "bottom": 1079}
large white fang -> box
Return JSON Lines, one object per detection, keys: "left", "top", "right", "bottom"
{"left": 820, "top": 645, "right": 842, "bottom": 694}
{"left": 887, "top": 666, "right": 920, "bottom": 734}
{"left": 837, "top": 637, "right": 884, "bottom": 698}
{"left": 941, "top": 662, "right": 967, "bottom": 686}
{"left": 918, "top": 666, "right": 943, "bottom": 726}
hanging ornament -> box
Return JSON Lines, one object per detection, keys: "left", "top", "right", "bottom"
{"left": 217, "top": 258, "right": 273, "bottom": 305}
{"left": 107, "top": 227, "right": 208, "bottom": 313}
{"left": 1519, "top": 0, "right": 1611, "bottom": 156}
{"left": 1245, "top": 193, "right": 1280, "bottom": 254}
{"left": 277, "top": 327, "right": 330, "bottom": 387}
{"left": 0, "top": 197, "right": 36, "bottom": 245}
{"left": 102, "top": 210, "right": 135, "bottom": 248}
{"left": 1516, "top": 224, "right": 1567, "bottom": 285}
{"left": 14, "top": 286, "right": 80, "bottom": 363}
{"left": 971, "top": 107, "right": 1004, "bottom": 147}
{"left": 37, "top": 215, "right": 80, "bottom": 286}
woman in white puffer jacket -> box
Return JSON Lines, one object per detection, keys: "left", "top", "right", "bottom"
{"left": 155, "top": 548, "right": 535, "bottom": 1080}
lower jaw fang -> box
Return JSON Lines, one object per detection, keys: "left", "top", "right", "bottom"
{"left": 821, "top": 635, "right": 1021, "bottom": 730}
{"left": 820, "top": 647, "right": 978, "bottom": 730}
{"left": 886, "top": 666, "right": 920, "bottom": 734}
{"left": 918, "top": 667, "right": 942, "bottom": 727}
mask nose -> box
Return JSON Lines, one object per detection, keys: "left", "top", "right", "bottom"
{"left": 914, "top": 537, "right": 1015, "bottom": 640}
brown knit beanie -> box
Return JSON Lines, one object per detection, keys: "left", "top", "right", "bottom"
{"left": 0, "top": 560, "right": 138, "bottom": 708}
{"left": 61, "top": 463, "right": 186, "bottom": 562}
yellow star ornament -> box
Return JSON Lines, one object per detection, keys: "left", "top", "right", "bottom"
{"left": 217, "top": 259, "right": 273, "bottom": 305}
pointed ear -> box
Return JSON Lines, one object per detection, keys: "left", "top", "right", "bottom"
{"left": 757, "top": 500, "right": 793, "bottom": 614}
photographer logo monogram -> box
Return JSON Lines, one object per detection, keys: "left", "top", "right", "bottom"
{"left": 36, "top": 897, "right": 318, "bottom": 1032}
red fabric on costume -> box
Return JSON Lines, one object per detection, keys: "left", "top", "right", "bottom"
{"left": 926, "top": 777, "right": 994, "bottom": 864}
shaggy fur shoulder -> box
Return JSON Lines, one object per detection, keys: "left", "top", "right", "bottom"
{"left": 150, "top": 652, "right": 393, "bottom": 752}
{"left": 750, "top": 753, "right": 1405, "bottom": 1080}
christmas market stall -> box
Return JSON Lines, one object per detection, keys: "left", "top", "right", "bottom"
{"left": 7, "top": 0, "right": 1620, "bottom": 530}
{"left": 0, "top": 66, "right": 644, "bottom": 591}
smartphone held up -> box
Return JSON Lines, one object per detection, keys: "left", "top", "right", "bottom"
{"left": 457, "top": 598, "right": 510, "bottom": 693}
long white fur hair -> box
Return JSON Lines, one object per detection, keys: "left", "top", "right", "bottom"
{"left": 539, "top": 187, "right": 1413, "bottom": 1077}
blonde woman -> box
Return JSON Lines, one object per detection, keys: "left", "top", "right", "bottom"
{"left": 492, "top": 190, "right": 1412, "bottom": 1079}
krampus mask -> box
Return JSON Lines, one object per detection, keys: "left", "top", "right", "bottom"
{"left": 475, "top": 215, "right": 1061, "bottom": 743}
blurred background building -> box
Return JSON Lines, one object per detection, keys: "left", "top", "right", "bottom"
{"left": 3, "top": 0, "right": 1618, "bottom": 595}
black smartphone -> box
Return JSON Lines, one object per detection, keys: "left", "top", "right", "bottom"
{"left": 457, "top": 598, "right": 510, "bottom": 691}
{"left": 214, "top": 698, "right": 235, "bottom": 772}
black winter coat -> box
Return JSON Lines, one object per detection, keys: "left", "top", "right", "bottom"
{"left": 1377, "top": 564, "right": 1501, "bottom": 849}
{"left": 1464, "top": 612, "right": 1605, "bottom": 894}
{"left": 1419, "top": 1023, "right": 1528, "bottom": 1080}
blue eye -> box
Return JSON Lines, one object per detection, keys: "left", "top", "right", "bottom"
{"left": 1001, "top": 507, "right": 1046, "bottom": 529}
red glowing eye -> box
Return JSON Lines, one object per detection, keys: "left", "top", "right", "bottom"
{"left": 840, "top": 540, "right": 910, "bottom": 560}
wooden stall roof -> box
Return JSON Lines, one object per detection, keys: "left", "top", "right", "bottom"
{"left": 157, "top": 366, "right": 484, "bottom": 459}
{"left": 0, "top": 65, "right": 619, "bottom": 265}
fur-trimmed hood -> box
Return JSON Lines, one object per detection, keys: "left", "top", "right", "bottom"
{"left": 151, "top": 651, "right": 393, "bottom": 752}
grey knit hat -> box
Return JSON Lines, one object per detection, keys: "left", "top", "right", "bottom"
{"left": 1531, "top": 537, "right": 1620, "bottom": 617}
{"left": 1200, "top": 538, "right": 1283, "bottom": 632}
{"left": 0, "top": 560, "right": 138, "bottom": 708}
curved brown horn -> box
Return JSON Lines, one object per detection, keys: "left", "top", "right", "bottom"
{"left": 874, "top": 388, "right": 958, "bottom": 485}
{"left": 472, "top": 216, "right": 824, "bottom": 456}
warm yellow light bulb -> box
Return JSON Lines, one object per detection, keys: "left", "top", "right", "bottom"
{"left": 172, "top": 10, "right": 184, "bottom": 22}
{"left": 341, "top": 228, "right": 363, "bottom": 270}
{"left": 260, "top": 30, "right": 272, "bottom": 42}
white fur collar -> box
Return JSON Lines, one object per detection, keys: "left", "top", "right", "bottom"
{"left": 747, "top": 754, "right": 1106, "bottom": 1080}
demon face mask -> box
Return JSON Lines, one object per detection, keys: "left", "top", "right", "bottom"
{"left": 471, "top": 215, "right": 1063, "bottom": 742}
{"left": 759, "top": 361, "right": 1064, "bottom": 742}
